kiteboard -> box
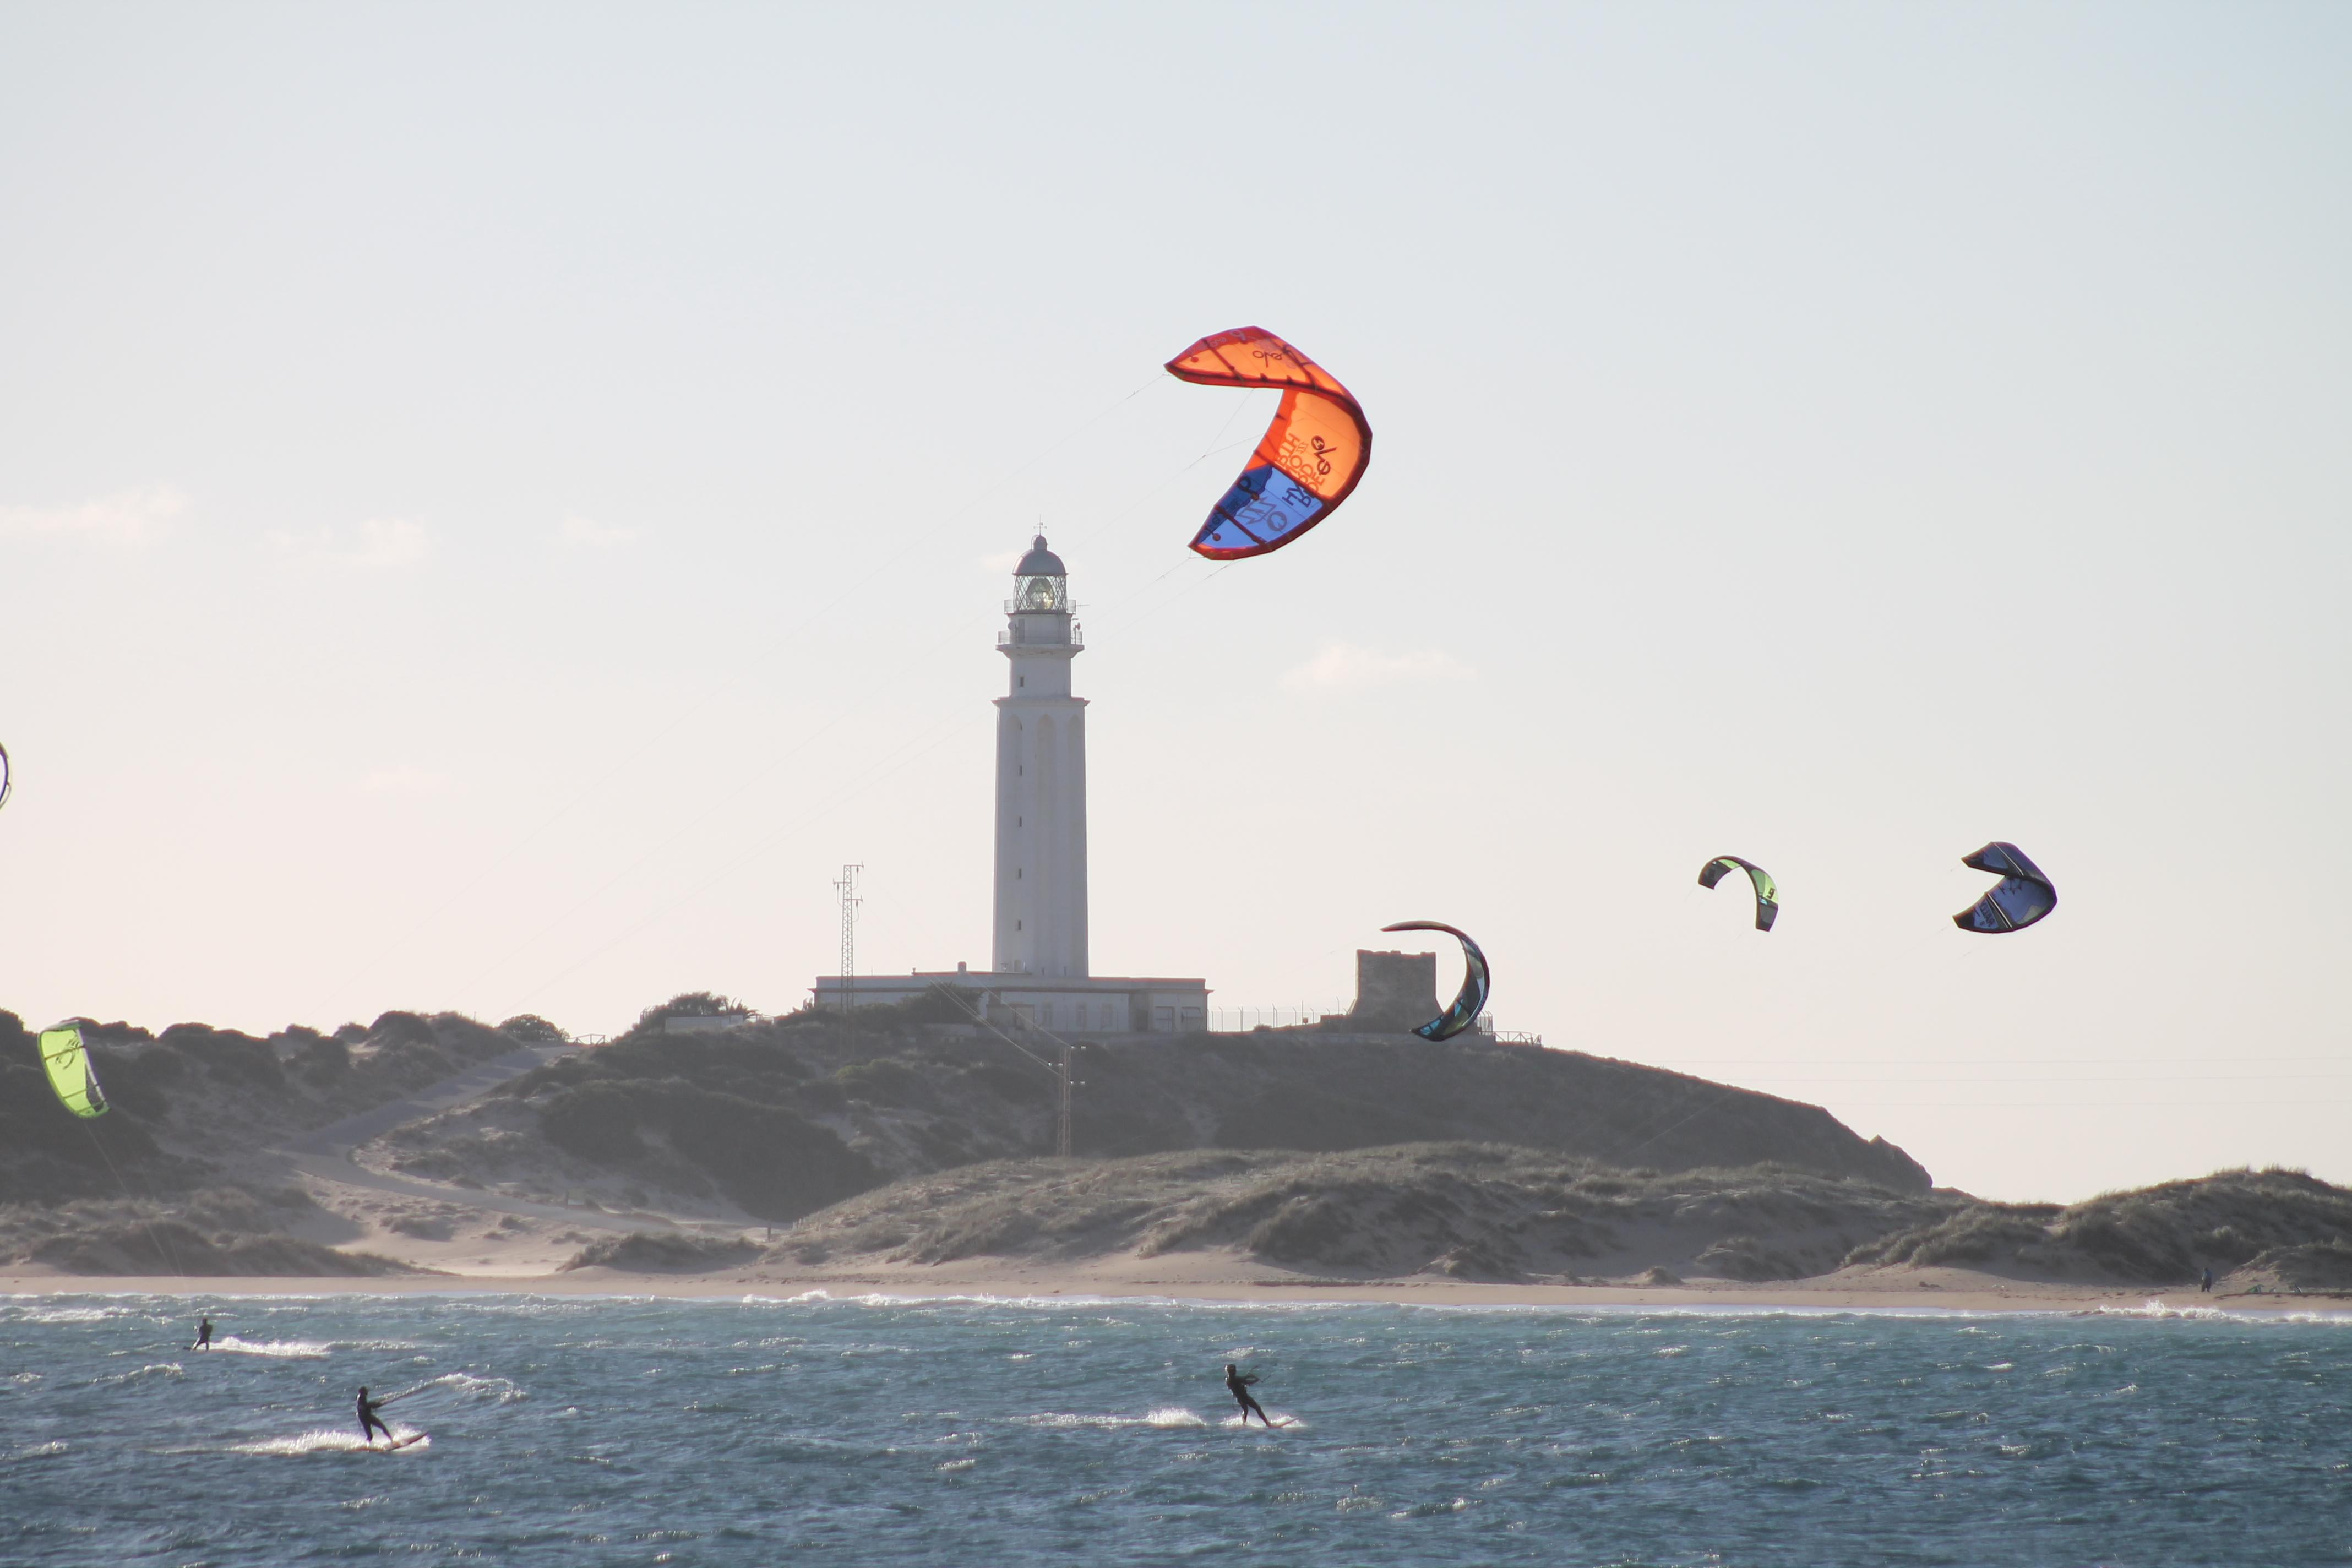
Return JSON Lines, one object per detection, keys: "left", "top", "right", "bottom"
{"left": 372, "top": 1433, "right": 428, "bottom": 1452}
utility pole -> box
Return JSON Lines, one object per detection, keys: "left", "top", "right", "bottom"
{"left": 834, "top": 864, "right": 863, "bottom": 1012}
{"left": 1056, "top": 1042, "right": 1074, "bottom": 1158}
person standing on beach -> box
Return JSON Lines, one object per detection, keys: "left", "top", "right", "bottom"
{"left": 356, "top": 1386, "right": 394, "bottom": 1446}
{"left": 1224, "top": 1363, "right": 1273, "bottom": 1427}
{"left": 192, "top": 1316, "right": 213, "bottom": 1351}
{"left": 2201, "top": 1267, "right": 2215, "bottom": 1294}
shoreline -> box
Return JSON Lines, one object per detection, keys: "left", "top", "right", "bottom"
{"left": 7, "top": 1265, "right": 2346, "bottom": 1316}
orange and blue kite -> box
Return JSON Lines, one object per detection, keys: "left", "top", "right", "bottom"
{"left": 1166, "top": 327, "right": 1371, "bottom": 560}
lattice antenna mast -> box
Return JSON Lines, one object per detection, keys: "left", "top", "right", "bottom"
{"left": 834, "top": 864, "right": 863, "bottom": 1011}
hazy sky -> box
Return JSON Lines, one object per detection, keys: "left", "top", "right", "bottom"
{"left": 4, "top": 3, "right": 2345, "bottom": 1201}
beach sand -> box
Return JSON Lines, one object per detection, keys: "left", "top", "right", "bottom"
{"left": 6, "top": 1245, "right": 2333, "bottom": 1313}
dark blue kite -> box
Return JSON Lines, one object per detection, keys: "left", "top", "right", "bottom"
{"left": 1953, "top": 842, "right": 2056, "bottom": 933}
{"left": 1380, "top": 921, "right": 1491, "bottom": 1042}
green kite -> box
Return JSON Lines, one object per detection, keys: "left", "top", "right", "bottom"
{"left": 39, "top": 1025, "right": 108, "bottom": 1117}
{"left": 1698, "top": 856, "right": 1779, "bottom": 932}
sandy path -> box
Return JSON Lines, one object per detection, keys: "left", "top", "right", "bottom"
{"left": 281, "top": 1043, "right": 714, "bottom": 1245}
{"left": 286, "top": 1151, "right": 692, "bottom": 1237}
{"left": 288, "top": 1045, "right": 576, "bottom": 1156}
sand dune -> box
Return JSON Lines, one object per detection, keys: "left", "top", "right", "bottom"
{"left": 764, "top": 1144, "right": 1961, "bottom": 1284}
{"left": 7, "top": 999, "right": 2347, "bottom": 1305}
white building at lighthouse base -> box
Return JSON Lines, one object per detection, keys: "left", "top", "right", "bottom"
{"left": 809, "top": 966, "right": 1207, "bottom": 1035}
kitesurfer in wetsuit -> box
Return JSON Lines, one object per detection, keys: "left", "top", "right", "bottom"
{"left": 1224, "top": 1363, "right": 1273, "bottom": 1427}
{"left": 356, "top": 1386, "right": 394, "bottom": 1446}
{"left": 192, "top": 1316, "right": 213, "bottom": 1351}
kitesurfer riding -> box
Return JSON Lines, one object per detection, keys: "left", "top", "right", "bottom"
{"left": 356, "top": 1386, "right": 394, "bottom": 1446}
{"left": 192, "top": 1316, "right": 213, "bottom": 1351}
{"left": 1224, "top": 1363, "right": 1273, "bottom": 1427}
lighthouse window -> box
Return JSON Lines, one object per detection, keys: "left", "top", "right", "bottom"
{"left": 1016, "top": 921, "right": 1022, "bottom": 930}
{"left": 1017, "top": 868, "right": 1022, "bottom": 879}
{"left": 1019, "top": 676, "right": 1026, "bottom": 687}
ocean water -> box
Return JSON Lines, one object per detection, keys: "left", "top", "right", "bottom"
{"left": 2, "top": 1293, "right": 2347, "bottom": 1566}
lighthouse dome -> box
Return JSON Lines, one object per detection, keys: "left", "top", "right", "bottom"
{"left": 1014, "top": 535, "right": 1066, "bottom": 577}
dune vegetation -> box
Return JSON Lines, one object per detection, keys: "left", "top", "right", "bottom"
{"left": 0, "top": 1189, "right": 412, "bottom": 1276}
{"left": 0, "top": 1006, "right": 552, "bottom": 1273}
{"left": 1850, "top": 1167, "right": 2352, "bottom": 1287}
{"left": 761, "top": 1143, "right": 1966, "bottom": 1283}
{"left": 394, "top": 989, "right": 1931, "bottom": 1231}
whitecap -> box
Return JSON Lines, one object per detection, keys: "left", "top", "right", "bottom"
{"left": 380, "top": 1370, "right": 525, "bottom": 1406}
{"left": 208, "top": 1336, "right": 333, "bottom": 1360}
{"left": 1391, "top": 1497, "right": 1471, "bottom": 1518}
{"left": 1012, "top": 1407, "right": 1208, "bottom": 1430}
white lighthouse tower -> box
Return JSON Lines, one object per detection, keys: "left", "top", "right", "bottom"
{"left": 993, "top": 537, "right": 1088, "bottom": 976}
{"left": 810, "top": 536, "right": 1206, "bottom": 1033}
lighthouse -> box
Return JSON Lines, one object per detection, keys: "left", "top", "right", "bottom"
{"left": 993, "top": 536, "right": 1088, "bottom": 976}
{"left": 809, "top": 537, "right": 1207, "bottom": 1033}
